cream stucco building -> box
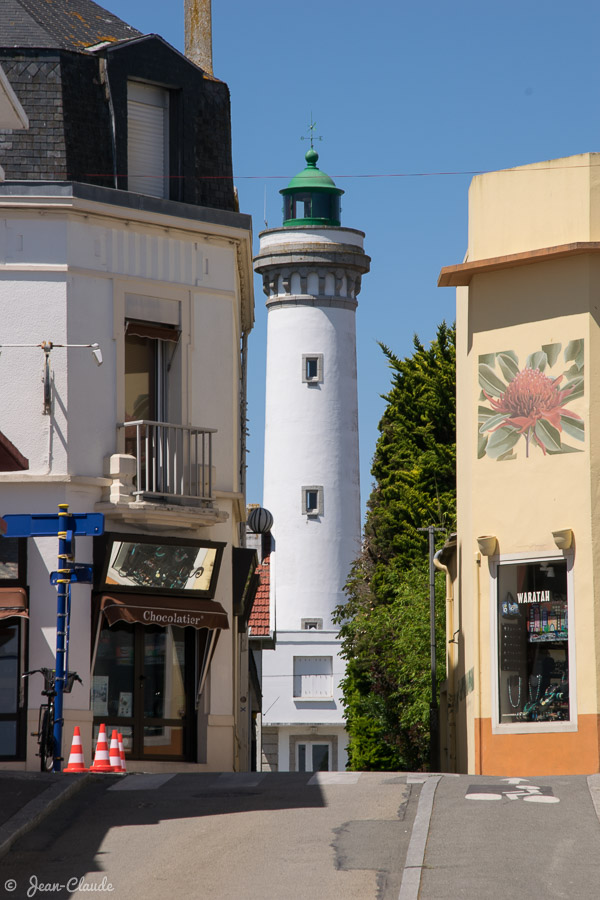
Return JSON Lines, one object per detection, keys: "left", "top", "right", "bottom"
{"left": 439, "top": 152, "right": 600, "bottom": 775}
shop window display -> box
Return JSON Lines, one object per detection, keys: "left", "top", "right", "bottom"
{"left": 497, "top": 559, "right": 569, "bottom": 724}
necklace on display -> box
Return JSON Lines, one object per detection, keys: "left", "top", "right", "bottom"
{"left": 529, "top": 674, "right": 542, "bottom": 702}
{"left": 508, "top": 675, "right": 521, "bottom": 709}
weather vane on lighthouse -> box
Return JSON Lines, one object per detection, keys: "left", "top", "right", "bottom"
{"left": 300, "top": 116, "right": 323, "bottom": 149}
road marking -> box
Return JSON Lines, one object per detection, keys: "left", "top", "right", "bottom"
{"left": 307, "top": 772, "right": 361, "bottom": 785}
{"left": 108, "top": 774, "right": 175, "bottom": 791}
{"left": 465, "top": 780, "right": 559, "bottom": 803}
{"left": 398, "top": 775, "right": 441, "bottom": 900}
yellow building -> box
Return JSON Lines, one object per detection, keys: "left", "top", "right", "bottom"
{"left": 439, "top": 153, "right": 600, "bottom": 775}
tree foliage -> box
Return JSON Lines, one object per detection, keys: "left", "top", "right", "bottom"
{"left": 334, "top": 322, "right": 456, "bottom": 771}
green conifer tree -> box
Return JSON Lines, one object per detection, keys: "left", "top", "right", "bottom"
{"left": 334, "top": 322, "right": 456, "bottom": 770}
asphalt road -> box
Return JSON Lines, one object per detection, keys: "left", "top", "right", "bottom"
{"left": 2, "top": 771, "right": 600, "bottom": 899}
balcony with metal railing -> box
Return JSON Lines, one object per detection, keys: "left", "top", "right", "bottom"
{"left": 118, "top": 420, "right": 216, "bottom": 505}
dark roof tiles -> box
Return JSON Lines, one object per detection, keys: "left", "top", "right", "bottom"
{"left": 0, "top": 0, "right": 142, "bottom": 51}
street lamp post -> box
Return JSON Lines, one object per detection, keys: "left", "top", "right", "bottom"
{"left": 418, "top": 524, "right": 445, "bottom": 772}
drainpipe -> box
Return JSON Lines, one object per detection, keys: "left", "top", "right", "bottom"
{"left": 239, "top": 330, "right": 248, "bottom": 547}
{"left": 184, "top": 0, "right": 213, "bottom": 74}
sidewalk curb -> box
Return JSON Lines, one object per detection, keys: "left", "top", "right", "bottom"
{"left": 0, "top": 774, "right": 93, "bottom": 860}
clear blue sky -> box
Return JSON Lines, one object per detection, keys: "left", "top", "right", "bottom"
{"left": 112, "top": 0, "right": 598, "bottom": 518}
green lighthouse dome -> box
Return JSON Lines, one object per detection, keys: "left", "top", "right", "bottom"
{"left": 280, "top": 148, "right": 344, "bottom": 227}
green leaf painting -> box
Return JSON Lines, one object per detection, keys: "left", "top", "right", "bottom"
{"left": 478, "top": 342, "right": 585, "bottom": 460}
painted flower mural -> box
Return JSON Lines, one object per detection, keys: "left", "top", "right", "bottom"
{"left": 478, "top": 340, "right": 584, "bottom": 460}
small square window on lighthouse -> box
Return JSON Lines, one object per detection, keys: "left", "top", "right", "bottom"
{"left": 302, "top": 486, "right": 323, "bottom": 517}
{"left": 302, "top": 354, "right": 323, "bottom": 384}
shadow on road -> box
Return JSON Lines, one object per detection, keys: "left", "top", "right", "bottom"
{"left": 5, "top": 772, "right": 329, "bottom": 896}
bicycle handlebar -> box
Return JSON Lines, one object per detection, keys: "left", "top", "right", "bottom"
{"left": 22, "top": 669, "right": 82, "bottom": 683}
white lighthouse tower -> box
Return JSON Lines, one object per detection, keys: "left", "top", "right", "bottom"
{"left": 254, "top": 145, "right": 370, "bottom": 772}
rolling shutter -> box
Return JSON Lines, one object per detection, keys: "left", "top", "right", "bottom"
{"left": 127, "top": 81, "right": 169, "bottom": 199}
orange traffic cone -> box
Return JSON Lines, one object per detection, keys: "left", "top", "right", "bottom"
{"left": 118, "top": 732, "right": 127, "bottom": 774}
{"left": 109, "top": 729, "right": 124, "bottom": 773}
{"left": 90, "top": 724, "right": 113, "bottom": 773}
{"left": 64, "top": 726, "right": 87, "bottom": 773}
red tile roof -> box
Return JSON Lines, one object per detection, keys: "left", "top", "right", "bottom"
{"left": 248, "top": 555, "right": 270, "bottom": 636}
{"left": 0, "top": 431, "right": 28, "bottom": 472}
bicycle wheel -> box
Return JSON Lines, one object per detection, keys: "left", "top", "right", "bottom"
{"left": 39, "top": 708, "right": 55, "bottom": 772}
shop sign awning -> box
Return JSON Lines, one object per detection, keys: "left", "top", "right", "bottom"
{"left": 98, "top": 592, "right": 229, "bottom": 631}
{"left": 0, "top": 587, "right": 28, "bottom": 619}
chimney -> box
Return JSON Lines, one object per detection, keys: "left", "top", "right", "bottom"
{"left": 184, "top": 0, "right": 213, "bottom": 75}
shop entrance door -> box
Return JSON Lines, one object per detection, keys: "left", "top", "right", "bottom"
{"left": 93, "top": 621, "right": 196, "bottom": 761}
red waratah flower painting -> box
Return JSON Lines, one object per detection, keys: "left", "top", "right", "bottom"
{"left": 478, "top": 340, "right": 584, "bottom": 460}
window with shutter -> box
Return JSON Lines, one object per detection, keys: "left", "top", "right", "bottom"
{"left": 293, "top": 656, "right": 333, "bottom": 699}
{"left": 127, "top": 81, "right": 169, "bottom": 199}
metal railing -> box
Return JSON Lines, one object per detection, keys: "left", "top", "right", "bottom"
{"left": 118, "top": 420, "right": 215, "bottom": 503}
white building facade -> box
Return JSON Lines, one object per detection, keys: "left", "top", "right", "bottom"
{"left": 0, "top": 3, "right": 256, "bottom": 773}
{"left": 254, "top": 149, "right": 369, "bottom": 771}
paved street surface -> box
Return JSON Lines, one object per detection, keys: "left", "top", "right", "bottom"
{"left": 1, "top": 771, "right": 600, "bottom": 899}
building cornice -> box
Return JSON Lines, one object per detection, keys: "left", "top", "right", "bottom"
{"left": 438, "top": 241, "right": 600, "bottom": 287}
{"left": 0, "top": 181, "right": 255, "bottom": 332}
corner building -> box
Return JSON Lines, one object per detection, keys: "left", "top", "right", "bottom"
{"left": 254, "top": 149, "right": 370, "bottom": 771}
{"left": 0, "top": 0, "right": 256, "bottom": 772}
{"left": 439, "top": 152, "right": 600, "bottom": 775}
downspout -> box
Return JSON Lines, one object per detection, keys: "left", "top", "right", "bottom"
{"left": 233, "top": 329, "right": 249, "bottom": 770}
{"left": 98, "top": 57, "right": 118, "bottom": 189}
{"left": 239, "top": 329, "right": 248, "bottom": 547}
{"left": 475, "top": 551, "right": 483, "bottom": 774}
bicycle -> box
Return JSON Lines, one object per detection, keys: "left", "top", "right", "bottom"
{"left": 23, "top": 668, "right": 82, "bottom": 771}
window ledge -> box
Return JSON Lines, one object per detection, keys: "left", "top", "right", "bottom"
{"left": 491, "top": 720, "right": 578, "bottom": 735}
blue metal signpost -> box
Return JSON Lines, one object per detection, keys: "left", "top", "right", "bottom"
{"left": 2, "top": 506, "right": 103, "bottom": 772}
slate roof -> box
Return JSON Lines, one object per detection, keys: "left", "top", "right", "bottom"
{"left": 248, "top": 555, "right": 271, "bottom": 637}
{"left": 0, "top": 0, "right": 142, "bottom": 51}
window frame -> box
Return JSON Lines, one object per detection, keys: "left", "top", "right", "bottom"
{"left": 293, "top": 655, "right": 333, "bottom": 700}
{"left": 127, "top": 80, "right": 170, "bottom": 200}
{"left": 302, "top": 485, "right": 323, "bottom": 517}
{"left": 302, "top": 354, "right": 324, "bottom": 384}
{"left": 296, "top": 740, "right": 333, "bottom": 773}
{"left": 489, "top": 550, "right": 577, "bottom": 735}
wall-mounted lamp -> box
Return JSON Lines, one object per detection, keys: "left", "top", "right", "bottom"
{"left": 0, "top": 340, "right": 102, "bottom": 414}
{"left": 552, "top": 529, "right": 573, "bottom": 551}
{"left": 477, "top": 535, "right": 498, "bottom": 556}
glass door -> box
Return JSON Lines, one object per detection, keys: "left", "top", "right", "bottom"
{"left": 141, "top": 625, "right": 189, "bottom": 758}
{"left": 297, "top": 741, "right": 332, "bottom": 772}
{"left": 93, "top": 621, "right": 195, "bottom": 760}
{"left": 0, "top": 621, "right": 22, "bottom": 758}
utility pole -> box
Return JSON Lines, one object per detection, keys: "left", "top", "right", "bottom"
{"left": 418, "top": 524, "right": 445, "bottom": 772}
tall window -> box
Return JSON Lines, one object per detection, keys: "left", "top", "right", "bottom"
{"left": 497, "top": 558, "right": 570, "bottom": 726}
{"left": 125, "top": 322, "right": 178, "bottom": 424}
{"left": 127, "top": 81, "right": 169, "bottom": 199}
